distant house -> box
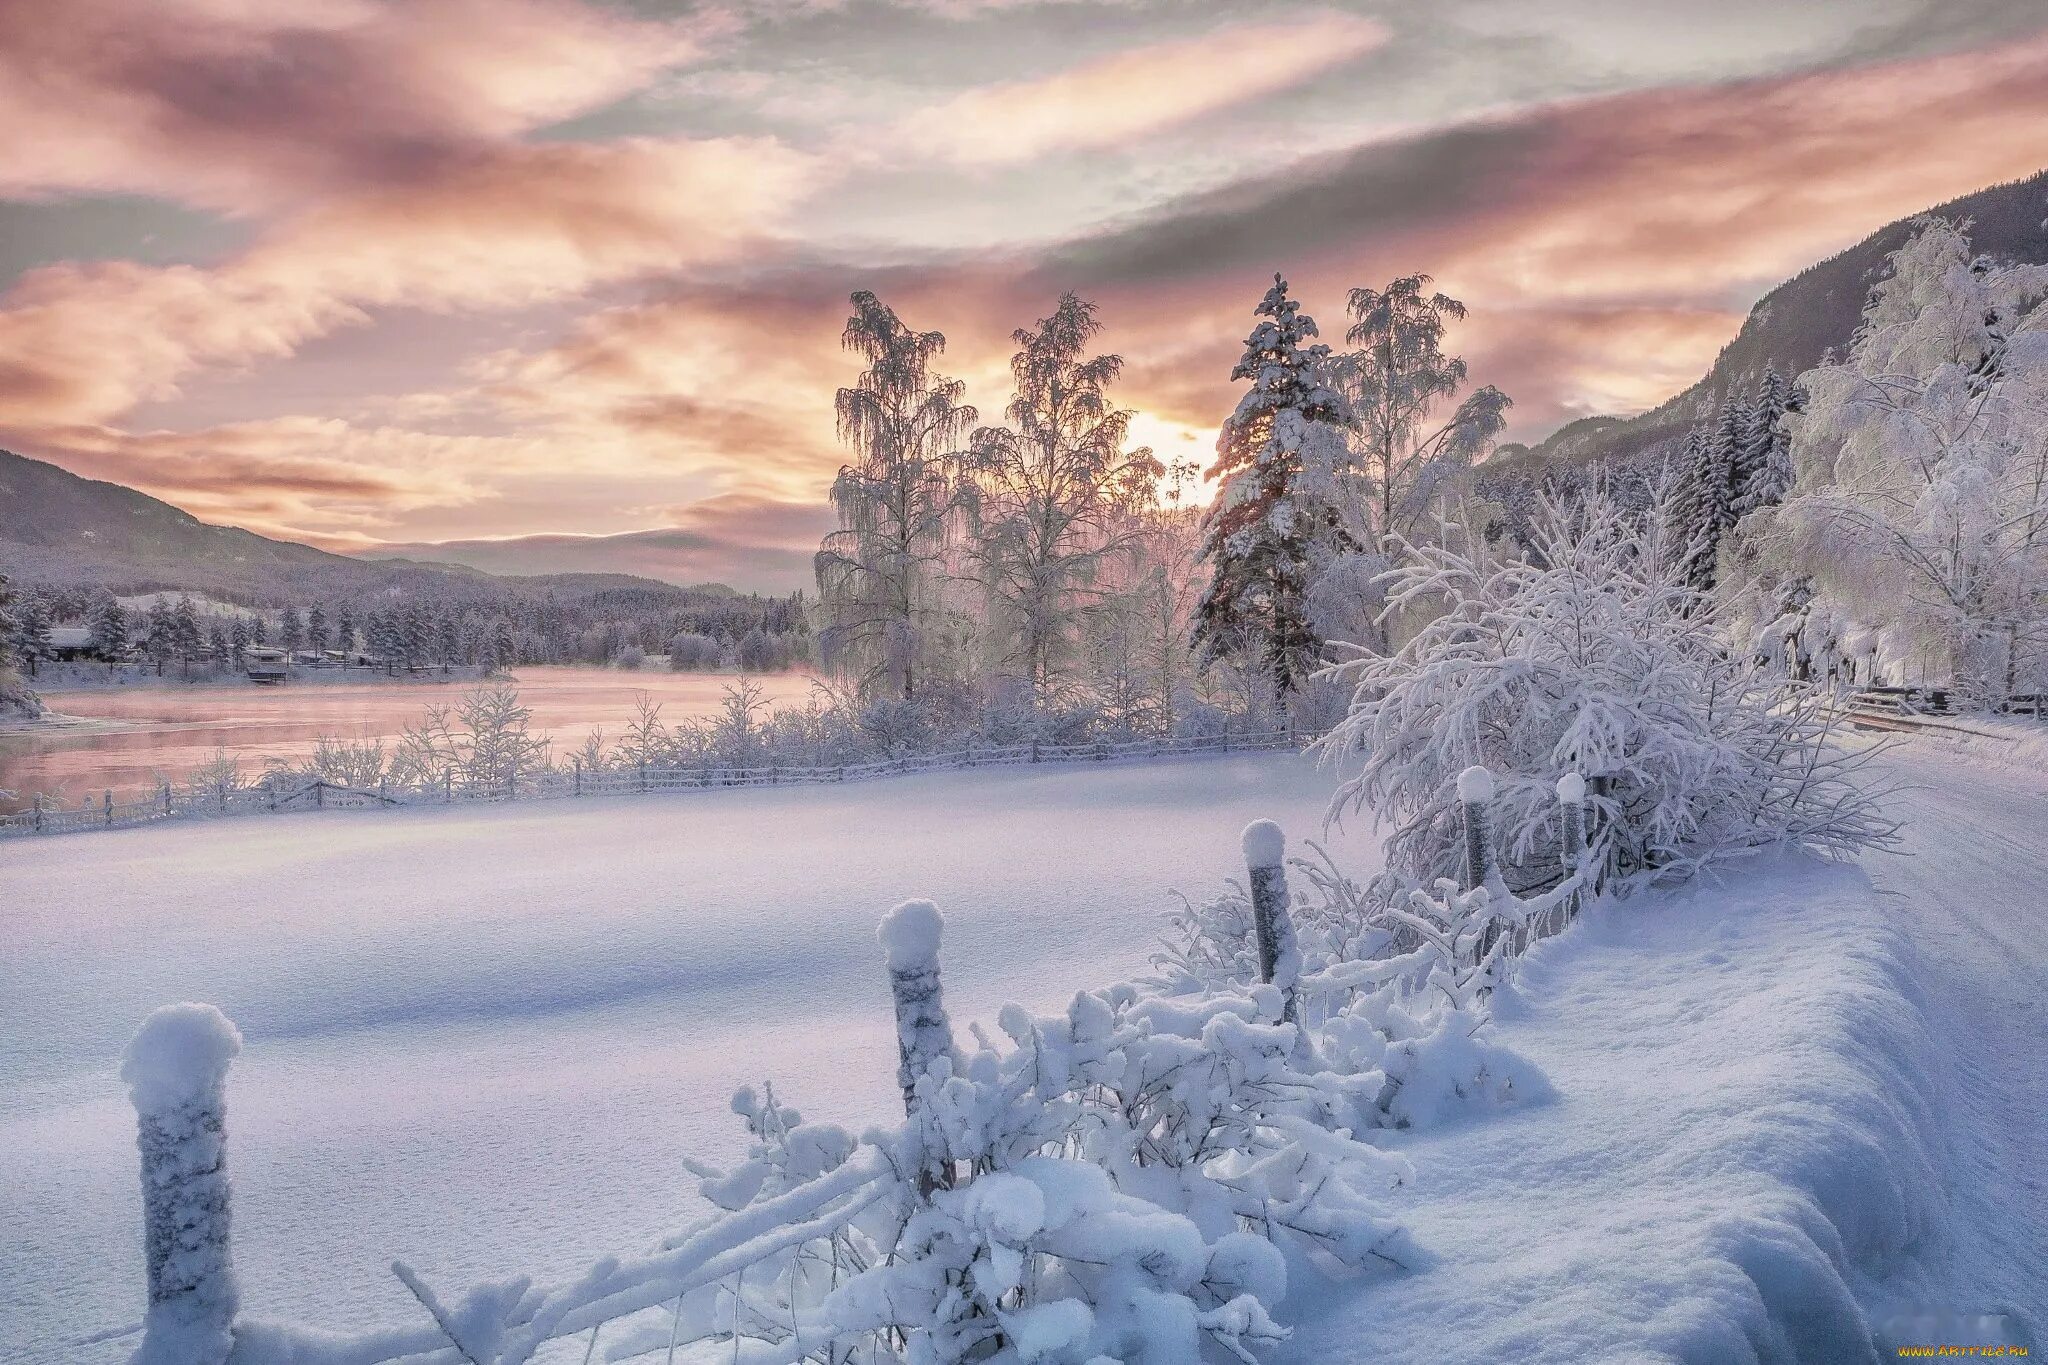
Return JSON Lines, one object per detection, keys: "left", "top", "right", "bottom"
{"left": 244, "top": 646, "right": 289, "bottom": 683}
{"left": 45, "top": 626, "right": 95, "bottom": 661}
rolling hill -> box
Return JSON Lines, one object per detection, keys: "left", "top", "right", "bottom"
{"left": 0, "top": 448, "right": 706, "bottom": 605}
{"left": 1492, "top": 167, "right": 2048, "bottom": 477}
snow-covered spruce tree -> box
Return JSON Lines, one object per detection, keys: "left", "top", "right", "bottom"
{"left": 1755, "top": 217, "right": 2048, "bottom": 702}
{"left": 816, "top": 291, "right": 978, "bottom": 704}
{"left": 1318, "top": 486, "right": 1897, "bottom": 899}
{"left": 1195, "top": 275, "right": 1355, "bottom": 696}
{"left": 88, "top": 588, "right": 128, "bottom": 659}
{"left": 1670, "top": 399, "right": 1748, "bottom": 590}
{"left": 967, "top": 293, "right": 1163, "bottom": 707}
{"left": 1730, "top": 366, "right": 1797, "bottom": 520}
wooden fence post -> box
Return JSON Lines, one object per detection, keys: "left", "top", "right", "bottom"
{"left": 161, "top": 780, "right": 173, "bottom": 817}
{"left": 573, "top": 757, "right": 583, "bottom": 797}
{"left": 1557, "top": 773, "right": 1586, "bottom": 884}
{"left": 105, "top": 789, "right": 114, "bottom": 825}
{"left": 1221, "top": 719, "right": 1231, "bottom": 754}
{"left": 878, "top": 900, "right": 959, "bottom": 1193}
{"left": 124, "top": 1004, "right": 242, "bottom": 1365}
{"left": 1242, "top": 820, "right": 1300, "bottom": 1025}
{"left": 1456, "top": 766, "right": 1496, "bottom": 891}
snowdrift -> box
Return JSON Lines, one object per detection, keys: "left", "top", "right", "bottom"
{"left": 1277, "top": 854, "right": 1945, "bottom": 1363}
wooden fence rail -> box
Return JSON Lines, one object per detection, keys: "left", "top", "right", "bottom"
{"left": 2, "top": 729, "right": 1304, "bottom": 840}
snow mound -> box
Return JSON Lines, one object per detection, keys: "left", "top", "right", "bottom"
{"left": 1241, "top": 818, "right": 1286, "bottom": 868}
{"left": 121, "top": 1002, "right": 242, "bottom": 1110}
{"left": 1554, "top": 772, "right": 1586, "bottom": 804}
{"left": 1454, "top": 765, "right": 1494, "bottom": 803}
{"left": 877, "top": 898, "right": 945, "bottom": 970}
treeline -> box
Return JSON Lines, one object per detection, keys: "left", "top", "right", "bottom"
{"left": 0, "top": 578, "right": 813, "bottom": 673}
{"left": 809, "top": 276, "right": 1514, "bottom": 733}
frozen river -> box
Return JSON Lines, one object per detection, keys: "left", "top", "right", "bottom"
{"left": 0, "top": 665, "right": 817, "bottom": 810}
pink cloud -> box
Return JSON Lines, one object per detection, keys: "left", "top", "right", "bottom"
{"left": 898, "top": 11, "right": 1389, "bottom": 165}
{"left": 0, "top": 0, "right": 705, "bottom": 214}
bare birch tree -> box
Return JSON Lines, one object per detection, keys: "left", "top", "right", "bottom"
{"left": 967, "top": 293, "right": 1162, "bottom": 704}
{"left": 815, "top": 291, "right": 977, "bottom": 702}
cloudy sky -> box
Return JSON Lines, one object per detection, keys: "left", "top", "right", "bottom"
{"left": 2, "top": 0, "right": 2046, "bottom": 589}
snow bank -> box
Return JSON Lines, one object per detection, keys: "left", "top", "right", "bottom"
{"left": 1278, "top": 854, "right": 1948, "bottom": 1362}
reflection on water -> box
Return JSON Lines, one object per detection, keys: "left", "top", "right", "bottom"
{"left": 0, "top": 666, "right": 819, "bottom": 811}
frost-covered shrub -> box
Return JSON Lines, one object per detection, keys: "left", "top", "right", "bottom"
{"left": 667, "top": 631, "right": 725, "bottom": 671}
{"left": 654, "top": 950, "right": 1421, "bottom": 1363}
{"left": 1318, "top": 489, "right": 1897, "bottom": 898}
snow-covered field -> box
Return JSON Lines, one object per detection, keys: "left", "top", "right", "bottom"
{"left": 3, "top": 741, "right": 2042, "bottom": 1362}
{"left": 0, "top": 753, "right": 1361, "bottom": 1363}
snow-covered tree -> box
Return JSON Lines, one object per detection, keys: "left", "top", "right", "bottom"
{"left": 1757, "top": 217, "right": 2048, "bottom": 701}
{"left": 305, "top": 604, "right": 328, "bottom": 655}
{"left": 816, "top": 291, "right": 978, "bottom": 702}
{"left": 1731, "top": 366, "right": 1797, "bottom": 519}
{"left": 1334, "top": 275, "right": 1511, "bottom": 546}
{"left": 1319, "top": 486, "right": 1897, "bottom": 900}
{"left": 967, "top": 293, "right": 1163, "bottom": 704}
{"left": 88, "top": 589, "right": 128, "bottom": 658}
{"left": 1669, "top": 399, "right": 1748, "bottom": 590}
{"left": 280, "top": 605, "right": 303, "bottom": 654}
{"left": 1195, "top": 275, "right": 1355, "bottom": 695}
{"left": 0, "top": 576, "right": 40, "bottom": 716}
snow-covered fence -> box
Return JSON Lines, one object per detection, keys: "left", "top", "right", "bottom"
{"left": 1242, "top": 820, "right": 1302, "bottom": 1024}
{"left": 123, "top": 1004, "right": 243, "bottom": 1365}
{"left": 0, "top": 728, "right": 1305, "bottom": 840}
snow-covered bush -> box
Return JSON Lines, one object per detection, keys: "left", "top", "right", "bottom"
{"left": 1318, "top": 487, "right": 1897, "bottom": 899}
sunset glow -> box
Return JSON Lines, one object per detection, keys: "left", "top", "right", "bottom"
{"left": 2, "top": 0, "right": 2045, "bottom": 588}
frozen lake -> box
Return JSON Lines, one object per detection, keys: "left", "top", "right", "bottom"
{"left": 0, "top": 751, "right": 1360, "bottom": 1363}
{"left": 0, "top": 665, "right": 818, "bottom": 810}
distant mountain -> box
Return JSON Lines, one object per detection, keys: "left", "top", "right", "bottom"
{"left": 0, "top": 448, "right": 700, "bottom": 604}
{"left": 1496, "top": 168, "right": 2048, "bottom": 478}
{"left": 357, "top": 518, "right": 830, "bottom": 593}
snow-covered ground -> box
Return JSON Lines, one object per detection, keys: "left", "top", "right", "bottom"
{"left": 3, "top": 740, "right": 2042, "bottom": 1362}
{"left": 0, "top": 753, "right": 1360, "bottom": 1364}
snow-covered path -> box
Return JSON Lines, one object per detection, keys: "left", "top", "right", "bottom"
{"left": 1857, "top": 743, "right": 2048, "bottom": 1333}
{"left": 0, "top": 753, "right": 1358, "bottom": 1364}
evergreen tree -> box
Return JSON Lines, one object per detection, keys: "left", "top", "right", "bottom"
{"left": 12, "top": 588, "right": 53, "bottom": 666}
{"left": 88, "top": 591, "right": 129, "bottom": 658}
{"left": 172, "top": 596, "right": 202, "bottom": 660}
{"left": 336, "top": 605, "right": 356, "bottom": 655}
{"left": 229, "top": 615, "right": 252, "bottom": 659}
{"left": 1731, "top": 366, "right": 1796, "bottom": 519}
{"left": 281, "top": 605, "right": 304, "bottom": 653}
{"left": 144, "top": 597, "right": 174, "bottom": 662}
{"left": 306, "top": 604, "right": 329, "bottom": 655}
{"left": 1194, "top": 274, "right": 1354, "bottom": 694}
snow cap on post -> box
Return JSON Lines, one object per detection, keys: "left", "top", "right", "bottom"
{"left": 122, "top": 1003, "right": 242, "bottom": 1112}
{"left": 1555, "top": 772, "right": 1587, "bottom": 805}
{"left": 878, "top": 899, "right": 945, "bottom": 972}
{"left": 1241, "top": 819, "right": 1286, "bottom": 870}
{"left": 1456, "top": 765, "right": 1495, "bottom": 803}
